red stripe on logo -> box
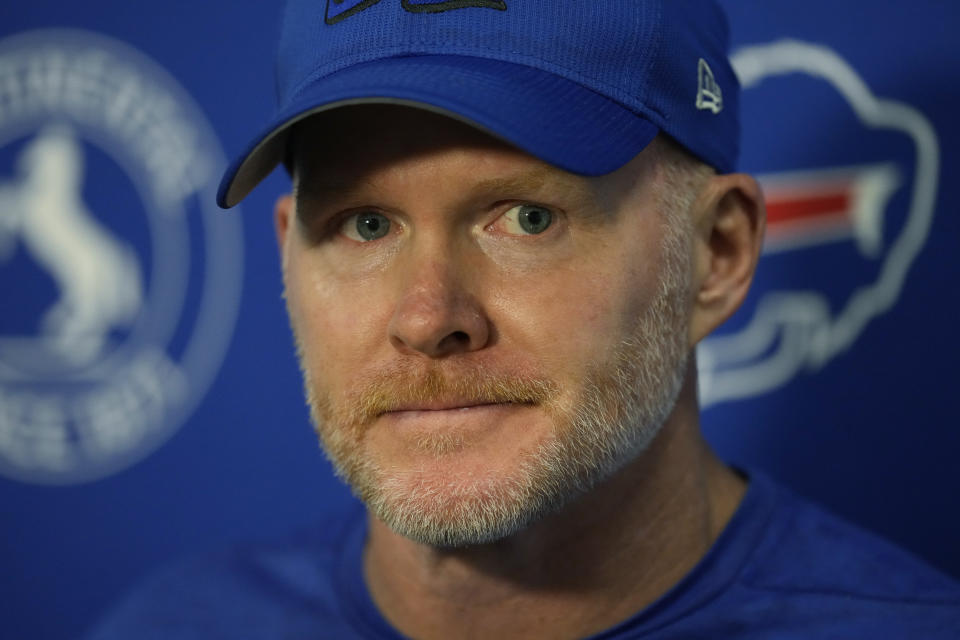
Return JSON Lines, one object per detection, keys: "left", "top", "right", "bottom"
{"left": 766, "top": 191, "right": 850, "bottom": 226}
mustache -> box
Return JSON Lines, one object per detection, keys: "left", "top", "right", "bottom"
{"left": 323, "top": 362, "right": 559, "bottom": 426}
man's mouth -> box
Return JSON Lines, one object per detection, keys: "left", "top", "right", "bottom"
{"left": 382, "top": 400, "right": 515, "bottom": 415}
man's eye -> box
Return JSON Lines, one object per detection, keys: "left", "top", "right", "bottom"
{"left": 341, "top": 211, "right": 391, "bottom": 242}
{"left": 501, "top": 204, "right": 553, "bottom": 235}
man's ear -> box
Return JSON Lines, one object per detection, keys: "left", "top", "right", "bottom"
{"left": 274, "top": 194, "right": 295, "bottom": 256}
{"left": 688, "top": 173, "right": 765, "bottom": 346}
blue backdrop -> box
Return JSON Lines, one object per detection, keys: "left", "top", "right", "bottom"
{"left": 0, "top": 2, "right": 957, "bottom": 638}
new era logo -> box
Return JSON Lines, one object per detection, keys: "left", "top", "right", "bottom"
{"left": 696, "top": 58, "right": 723, "bottom": 114}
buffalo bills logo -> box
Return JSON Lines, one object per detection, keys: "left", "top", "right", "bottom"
{"left": 326, "top": 0, "right": 505, "bottom": 24}
{"left": 697, "top": 40, "right": 940, "bottom": 406}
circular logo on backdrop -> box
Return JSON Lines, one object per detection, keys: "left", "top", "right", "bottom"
{"left": 0, "top": 30, "right": 243, "bottom": 484}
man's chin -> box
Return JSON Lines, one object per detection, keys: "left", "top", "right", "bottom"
{"left": 319, "top": 410, "right": 664, "bottom": 548}
{"left": 362, "top": 468, "right": 562, "bottom": 548}
{"left": 321, "top": 433, "right": 575, "bottom": 547}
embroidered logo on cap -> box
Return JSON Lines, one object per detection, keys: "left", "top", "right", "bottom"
{"left": 696, "top": 58, "right": 723, "bottom": 114}
{"left": 326, "top": 0, "right": 505, "bottom": 24}
{"left": 326, "top": 0, "right": 383, "bottom": 25}
{"left": 402, "top": 0, "right": 506, "bottom": 12}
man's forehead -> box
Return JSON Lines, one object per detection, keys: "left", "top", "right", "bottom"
{"left": 291, "top": 105, "right": 657, "bottom": 204}
{"left": 296, "top": 163, "right": 567, "bottom": 203}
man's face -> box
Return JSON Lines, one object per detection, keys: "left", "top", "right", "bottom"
{"left": 280, "top": 106, "right": 694, "bottom": 547}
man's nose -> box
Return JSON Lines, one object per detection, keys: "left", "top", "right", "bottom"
{"left": 387, "top": 252, "right": 491, "bottom": 358}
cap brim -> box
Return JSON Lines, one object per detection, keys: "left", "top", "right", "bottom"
{"left": 217, "top": 55, "right": 659, "bottom": 208}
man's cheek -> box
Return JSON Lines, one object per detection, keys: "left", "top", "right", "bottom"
{"left": 497, "top": 283, "right": 620, "bottom": 371}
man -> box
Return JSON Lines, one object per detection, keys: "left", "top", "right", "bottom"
{"left": 91, "top": 1, "right": 960, "bottom": 638}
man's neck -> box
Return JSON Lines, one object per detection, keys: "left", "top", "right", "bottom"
{"left": 362, "top": 378, "right": 746, "bottom": 640}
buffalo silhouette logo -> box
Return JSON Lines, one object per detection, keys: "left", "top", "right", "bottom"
{"left": 698, "top": 40, "right": 939, "bottom": 406}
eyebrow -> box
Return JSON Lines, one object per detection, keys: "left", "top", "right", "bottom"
{"left": 469, "top": 167, "right": 601, "bottom": 203}
{"left": 468, "top": 168, "right": 552, "bottom": 195}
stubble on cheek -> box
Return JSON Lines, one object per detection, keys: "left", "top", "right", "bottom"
{"left": 297, "top": 355, "right": 589, "bottom": 547}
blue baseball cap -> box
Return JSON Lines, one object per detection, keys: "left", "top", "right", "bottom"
{"left": 218, "top": 0, "right": 739, "bottom": 208}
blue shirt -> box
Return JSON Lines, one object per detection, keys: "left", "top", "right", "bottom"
{"left": 88, "top": 472, "right": 960, "bottom": 638}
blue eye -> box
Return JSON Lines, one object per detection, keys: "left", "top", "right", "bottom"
{"left": 502, "top": 204, "right": 553, "bottom": 235}
{"left": 342, "top": 211, "right": 391, "bottom": 242}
